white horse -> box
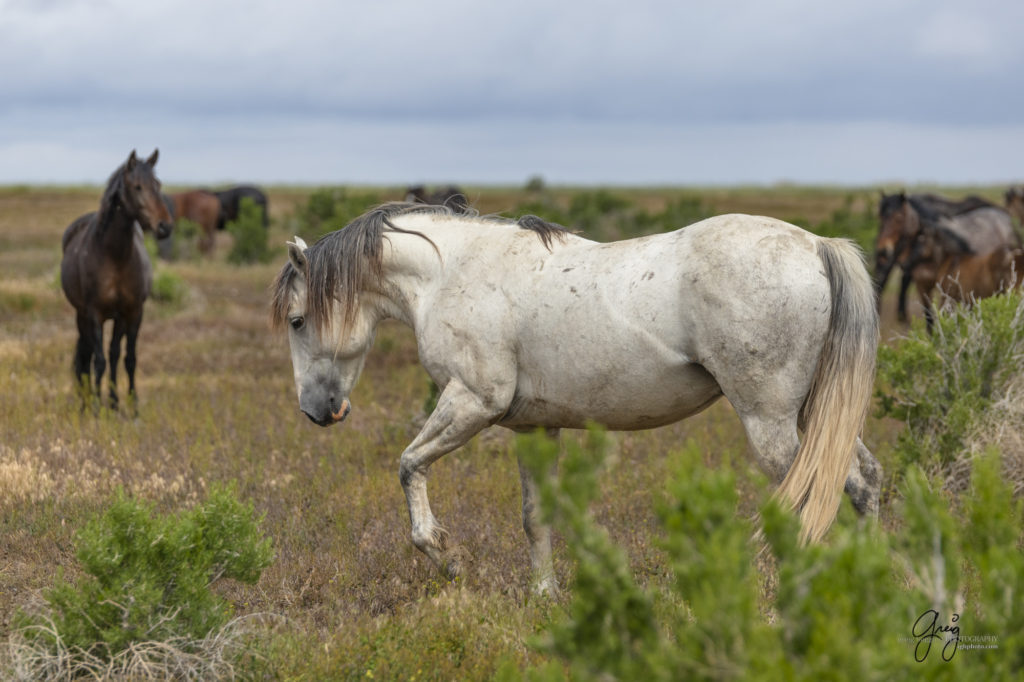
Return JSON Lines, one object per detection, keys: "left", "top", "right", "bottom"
{"left": 272, "top": 203, "right": 880, "bottom": 593}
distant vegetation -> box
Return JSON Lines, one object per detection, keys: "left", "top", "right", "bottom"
{"left": 226, "top": 197, "right": 273, "bottom": 265}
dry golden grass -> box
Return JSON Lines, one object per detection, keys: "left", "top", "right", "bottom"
{"left": 0, "top": 183, "right": 923, "bottom": 677}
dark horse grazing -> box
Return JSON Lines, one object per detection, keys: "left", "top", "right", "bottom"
{"left": 213, "top": 185, "right": 269, "bottom": 228}
{"left": 874, "top": 191, "right": 1018, "bottom": 325}
{"left": 61, "top": 150, "right": 173, "bottom": 411}
{"left": 405, "top": 184, "right": 470, "bottom": 213}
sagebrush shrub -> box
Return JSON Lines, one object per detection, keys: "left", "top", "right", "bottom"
{"left": 519, "top": 426, "right": 1024, "bottom": 681}
{"left": 292, "top": 187, "right": 381, "bottom": 243}
{"left": 16, "top": 484, "right": 273, "bottom": 663}
{"left": 150, "top": 269, "right": 187, "bottom": 306}
{"left": 227, "top": 197, "right": 272, "bottom": 264}
{"left": 876, "top": 291, "right": 1024, "bottom": 478}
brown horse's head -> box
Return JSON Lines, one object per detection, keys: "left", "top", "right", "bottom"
{"left": 874, "top": 191, "right": 921, "bottom": 293}
{"left": 120, "top": 149, "right": 173, "bottom": 240}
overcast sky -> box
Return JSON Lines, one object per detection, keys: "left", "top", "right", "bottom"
{"left": 1, "top": 0, "right": 1022, "bottom": 186}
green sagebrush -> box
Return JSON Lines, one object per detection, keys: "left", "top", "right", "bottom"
{"left": 517, "top": 426, "right": 1023, "bottom": 681}
{"left": 150, "top": 269, "right": 187, "bottom": 306}
{"left": 292, "top": 187, "right": 382, "bottom": 244}
{"left": 16, "top": 483, "right": 273, "bottom": 663}
{"left": 876, "top": 291, "right": 1024, "bottom": 474}
{"left": 227, "top": 197, "right": 272, "bottom": 264}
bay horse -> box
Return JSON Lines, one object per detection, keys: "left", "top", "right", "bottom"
{"left": 168, "top": 190, "right": 223, "bottom": 253}
{"left": 60, "top": 150, "right": 173, "bottom": 411}
{"left": 874, "top": 192, "right": 1018, "bottom": 323}
{"left": 912, "top": 223, "right": 1024, "bottom": 322}
{"left": 213, "top": 184, "right": 269, "bottom": 228}
{"left": 271, "top": 203, "right": 880, "bottom": 593}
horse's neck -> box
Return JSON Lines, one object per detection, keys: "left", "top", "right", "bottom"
{"left": 96, "top": 196, "right": 140, "bottom": 261}
{"left": 373, "top": 219, "right": 489, "bottom": 328}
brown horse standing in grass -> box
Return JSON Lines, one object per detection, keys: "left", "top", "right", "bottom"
{"left": 168, "top": 190, "right": 223, "bottom": 253}
{"left": 874, "top": 192, "right": 1018, "bottom": 325}
{"left": 916, "top": 224, "right": 1024, "bottom": 305}
{"left": 60, "top": 150, "right": 173, "bottom": 411}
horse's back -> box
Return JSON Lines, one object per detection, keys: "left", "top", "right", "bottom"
{"left": 489, "top": 214, "right": 836, "bottom": 430}
{"left": 61, "top": 212, "right": 95, "bottom": 254}
{"left": 941, "top": 206, "right": 1019, "bottom": 252}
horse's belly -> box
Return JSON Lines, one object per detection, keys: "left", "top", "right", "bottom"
{"left": 500, "top": 361, "right": 722, "bottom": 431}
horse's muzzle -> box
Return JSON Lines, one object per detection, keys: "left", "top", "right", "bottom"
{"left": 156, "top": 221, "right": 173, "bottom": 240}
{"left": 300, "top": 394, "right": 351, "bottom": 427}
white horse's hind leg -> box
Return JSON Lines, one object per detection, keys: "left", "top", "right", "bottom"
{"left": 742, "top": 413, "right": 881, "bottom": 518}
{"left": 398, "top": 377, "right": 506, "bottom": 580}
{"left": 737, "top": 412, "right": 801, "bottom": 484}
{"left": 517, "top": 429, "right": 558, "bottom": 596}
{"left": 844, "top": 438, "right": 881, "bottom": 517}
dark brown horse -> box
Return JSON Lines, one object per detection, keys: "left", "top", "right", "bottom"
{"left": 874, "top": 191, "right": 1018, "bottom": 323}
{"left": 61, "top": 150, "right": 173, "bottom": 411}
{"left": 168, "top": 190, "right": 223, "bottom": 253}
{"left": 911, "top": 223, "right": 1024, "bottom": 327}
{"left": 405, "top": 184, "right": 470, "bottom": 213}
{"left": 212, "top": 184, "right": 269, "bottom": 228}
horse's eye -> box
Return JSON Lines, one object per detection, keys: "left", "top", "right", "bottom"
{"left": 135, "top": 184, "right": 142, "bottom": 191}
{"left": 290, "top": 316, "right": 305, "bottom": 331}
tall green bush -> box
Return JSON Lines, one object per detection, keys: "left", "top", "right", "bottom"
{"left": 293, "top": 187, "right": 381, "bottom": 243}
{"left": 227, "top": 197, "right": 272, "bottom": 264}
{"left": 519, "top": 427, "right": 1023, "bottom": 680}
{"left": 876, "top": 291, "right": 1024, "bottom": 476}
{"left": 16, "top": 484, "right": 273, "bottom": 664}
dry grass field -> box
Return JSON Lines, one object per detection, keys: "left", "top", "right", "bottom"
{"left": 0, "top": 183, "right": 1009, "bottom": 678}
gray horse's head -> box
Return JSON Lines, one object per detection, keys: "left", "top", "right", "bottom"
{"left": 271, "top": 236, "right": 376, "bottom": 426}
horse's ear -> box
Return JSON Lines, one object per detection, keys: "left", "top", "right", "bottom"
{"left": 126, "top": 150, "right": 138, "bottom": 171}
{"left": 287, "top": 237, "right": 308, "bottom": 273}
{"left": 146, "top": 149, "right": 159, "bottom": 167}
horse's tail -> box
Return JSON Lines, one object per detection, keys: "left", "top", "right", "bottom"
{"left": 774, "top": 238, "right": 879, "bottom": 544}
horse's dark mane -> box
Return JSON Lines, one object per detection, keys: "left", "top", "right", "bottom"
{"left": 97, "top": 162, "right": 128, "bottom": 227}
{"left": 908, "top": 193, "right": 995, "bottom": 222}
{"left": 924, "top": 223, "right": 974, "bottom": 257}
{"left": 271, "top": 202, "right": 571, "bottom": 335}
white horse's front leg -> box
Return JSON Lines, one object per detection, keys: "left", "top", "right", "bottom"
{"left": 399, "top": 378, "right": 502, "bottom": 579}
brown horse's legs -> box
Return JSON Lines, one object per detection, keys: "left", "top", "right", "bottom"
{"left": 124, "top": 313, "right": 143, "bottom": 413}
{"left": 897, "top": 268, "right": 914, "bottom": 323}
{"left": 108, "top": 317, "right": 127, "bottom": 410}
{"left": 73, "top": 313, "right": 94, "bottom": 406}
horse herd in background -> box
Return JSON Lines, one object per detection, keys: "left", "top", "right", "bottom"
{"left": 874, "top": 189, "right": 1024, "bottom": 331}
{"left": 159, "top": 183, "right": 269, "bottom": 256}
{"left": 56, "top": 148, "right": 1024, "bottom": 416}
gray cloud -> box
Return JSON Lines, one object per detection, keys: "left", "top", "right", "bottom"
{"left": 1, "top": 0, "right": 1022, "bottom": 183}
